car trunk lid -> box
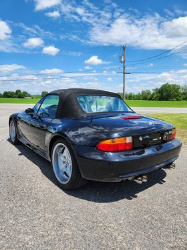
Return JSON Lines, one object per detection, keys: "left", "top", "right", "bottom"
{"left": 91, "top": 112, "right": 174, "bottom": 148}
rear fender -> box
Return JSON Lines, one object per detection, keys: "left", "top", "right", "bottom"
{"left": 47, "top": 132, "right": 78, "bottom": 161}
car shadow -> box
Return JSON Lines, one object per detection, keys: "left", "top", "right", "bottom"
{"left": 10, "top": 140, "right": 167, "bottom": 203}
{"left": 68, "top": 170, "right": 167, "bottom": 203}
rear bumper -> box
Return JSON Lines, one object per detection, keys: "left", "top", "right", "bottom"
{"left": 73, "top": 139, "right": 182, "bottom": 182}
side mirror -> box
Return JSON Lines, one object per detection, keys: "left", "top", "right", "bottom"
{"left": 25, "top": 108, "right": 34, "bottom": 116}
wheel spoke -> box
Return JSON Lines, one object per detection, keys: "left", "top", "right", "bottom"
{"left": 63, "top": 148, "right": 69, "bottom": 159}
{"left": 64, "top": 165, "right": 71, "bottom": 178}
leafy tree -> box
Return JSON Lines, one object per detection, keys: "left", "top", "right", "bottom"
{"left": 181, "top": 85, "right": 187, "bottom": 100}
{"left": 15, "top": 89, "right": 21, "bottom": 97}
{"left": 141, "top": 90, "right": 151, "bottom": 100}
{"left": 150, "top": 88, "right": 159, "bottom": 100}
{"left": 41, "top": 91, "right": 48, "bottom": 97}
{"left": 125, "top": 83, "right": 185, "bottom": 101}
{"left": 126, "top": 93, "right": 134, "bottom": 100}
{"left": 0, "top": 93, "right": 2, "bottom": 98}
{"left": 158, "top": 83, "right": 181, "bottom": 101}
{"left": 22, "top": 91, "right": 30, "bottom": 98}
{"left": 3, "top": 91, "right": 15, "bottom": 98}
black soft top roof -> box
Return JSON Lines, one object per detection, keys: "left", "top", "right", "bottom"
{"left": 49, "top": 88, "right": 122, "bottom": 118}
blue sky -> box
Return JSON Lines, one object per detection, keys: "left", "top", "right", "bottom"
{"left": 0, "top": 0, "right": 187, "bottom": 94}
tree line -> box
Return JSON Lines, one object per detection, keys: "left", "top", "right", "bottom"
{"left": 123, "top": 83, "right": 187, "bottom": 101}
{"left": 1, "top": 83, "right": 187, "bottom": 101}
{"left": 0, "top": 90, "right": 48, "bottom": 99}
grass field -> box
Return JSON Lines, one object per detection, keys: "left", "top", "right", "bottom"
{"left": 0, "top": 98, "right": 187, "bottom": 107}
{"left": 126, "top": 100, "right": 187, "bottom": 108}
{"left": 0, "top": 98, "right": 40, "bottom": 104}
{"left": 147, "top": 113, "right": 187, "bottom": 144}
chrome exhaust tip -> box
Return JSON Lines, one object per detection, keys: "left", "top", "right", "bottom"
{"left": 164, "top": 163, "right": 176, "bottom": 170}
{"left": 141, "top": 175, "right": 148, "bottom": 182}
{"left": 132, "top": 175, "right": 148, "bottom": 184}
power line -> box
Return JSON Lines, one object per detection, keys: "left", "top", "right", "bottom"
{"left": 127, "top": 47, "right": 187, "bottom": 67}
{"left": 117, "top": 71, "right": 187, "bottom": 75}
{"left": 0, "top": 69, "right": 121, "bottom": 79}
{"left": 126, "top": 40, "right": 187, "bottom": 63}
{"left": 0, "top": 72, "right": 122, "bottom": 82}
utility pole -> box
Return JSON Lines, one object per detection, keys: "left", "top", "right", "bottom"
{"left": 120, "top": 45, "right": 126, "bottom": 100}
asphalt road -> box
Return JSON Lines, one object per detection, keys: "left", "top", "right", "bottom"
{"left": 0, "top": 104, "right": 187, "bottom": 249}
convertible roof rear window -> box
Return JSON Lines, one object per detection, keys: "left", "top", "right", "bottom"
{"left": 77, "top": 95, "right": 131, "bottom": 113}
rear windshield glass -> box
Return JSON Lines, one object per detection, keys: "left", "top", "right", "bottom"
{"left": 77, "top": 95, "right": 131, "bottom": 113}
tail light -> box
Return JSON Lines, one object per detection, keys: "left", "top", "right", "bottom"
{"left": 170, "top": 128, "right": 176, "bottom": 140}
{"left": 96, "top": 136, "right": 133, "bottom": 152}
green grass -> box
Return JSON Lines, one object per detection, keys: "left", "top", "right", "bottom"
{"left": 147, "top": 113, "right": 187, "bottom": 144}
{"left": 126, "top": 100, "right": 187, "bottom": 108}
{"left": 0, "top": 98, "right": 187, "bottom": 107}
{"left": 0, "top": 98, "right": 40, "bottom": 104}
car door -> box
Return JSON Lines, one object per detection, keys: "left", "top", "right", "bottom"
{"left": 18, "top": 94, "right": 59, "bottom": 151}
{"left": 17, "top": 98, "right": 44, "bottom": 145}
{"left": 35, "top": 94, "right": 59, "bottom": 151}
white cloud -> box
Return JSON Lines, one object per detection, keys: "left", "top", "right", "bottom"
{"left": 23, "top": 37, "right": 44, "bottom": 48}
{"left": 0, "top": 40, "right": 19, "bottom": 53}
{"left": 148, "top": 63, "right": 154, "bottom": 68}
{"left": 42, "top": 45, "right": 60, "bottom": 56}
{"left": 85, "top": 66, "right": 92, "bottom": 70}
{"left": 175, "top": 10, "right": 187, "bottom": 16}
{"left": 2, "top": 67, "right": 187, "bottom": 95}
{"left": 18, "top": 23, "right": 54, "bottom": 40}
{"left": 85, "top": 56, "right": 110, "bottom": 65}
{"left": 52, "top": 1, "right": 187, "bottom": 50}
{"left": 0, "top": 64, "right": 26, "bottom": 72}
{"left": 40, "top": 68, "right": 64, "bottom": 74}
{"left": 34, "top": 0, "right": 61, "bottom": 10}
{"left": 162, "top": 16, "right": 187, "bottom": 37}
{"left": 45, "top": 11, "right": 60, "bottom": 18}
{"left": 62, "top": 51, "right": 82, "bottom": 56}
{"left": 0, "top": 21, "right": 11, "bottom": 40}
{"left": 124, "top": 68, "right": 187, "bottom": 93}
{"left": 89, "top": 15, "right": 187, "bottom": 50}
{"left": 28, "top": 1, "right": 187, "bottom": 51}
{"left": 76, "top": 7, "right": 85, "bottom": 16}
{"left": 164, "top": 9, "right": 174, "bottom": 16}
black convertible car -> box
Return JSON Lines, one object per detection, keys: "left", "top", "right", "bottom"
{"left": 9, "top": 88, "right": 182, "bottom": 190}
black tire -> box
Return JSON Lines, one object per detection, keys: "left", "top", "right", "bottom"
{"left": 9, "top": 119, "right": 20, "bottom": 145}
{"left": 51, "top": 138, "right": 86, "bottom": 190}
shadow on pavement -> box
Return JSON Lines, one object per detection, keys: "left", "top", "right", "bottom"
{"left": 10, "top": 140, "right": 167, "bottom": 203}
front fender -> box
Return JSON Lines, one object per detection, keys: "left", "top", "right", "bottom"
{"left": 9, "top": 113, "right": 19, "bottom": 125}
{"left": 9, "top": 113, "right": 21, "bottom": 139}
